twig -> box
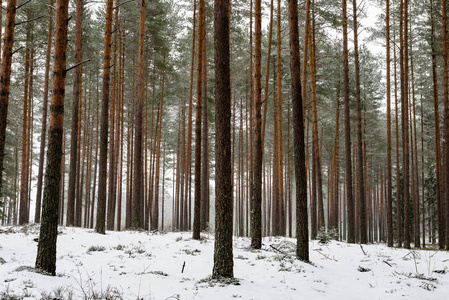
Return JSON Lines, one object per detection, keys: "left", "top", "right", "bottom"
{"left": 360, "top": 244, "right": 367, "bottom": 255}
{"left": 17, "top": 0, "right": 32, "bottom": 10}
{"left": 66, "top": 59, "right": 91, "bottom": 72}
{"left": 12, "top": 47, "right": 24, "bottom": 56}
{"left": 15, "top": 15, "right": 45, "bottom": 26}
{"left": 383, "top": 260, "right": 393, "bottom": 267}
{"left": 270, "top": 245, "right": 289, "bottom": 255}
{"left": 314, "top": 249, "right": 338, "bottom": 262}
{"left": 181, "top": 261, "right": 185, "bottom": 273}
{"left": 114, "top": 0, "right": 135, "bottom": 10}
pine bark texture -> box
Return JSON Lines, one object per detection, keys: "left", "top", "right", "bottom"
{"left": 342, "top": 0, "right": 355, "bottom": 243}
{"left": 0, "top": 0, "right": 17, "bottom": 195}
{"left": 288, "top": 0, "right": 308, "bottom": 262}
{"left": 96, "top": 0, "right": 114, "bottom": 234}
{"left": 212, "top": 0, "right": 234, "bottom": 279}
{"left": 251, "top": 0, "right": 262, "bottom": 249}
{"left": 35, "top": 0, "right": 70, "bottom": 275}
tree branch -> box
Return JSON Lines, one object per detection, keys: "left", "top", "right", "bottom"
{"left": 15, "top": 15, "right": 45, "bottom": 26}
{"left": 114, "top": 0, "right": 135, "bottom": 10}
{"left": 12, "top": 47, "right": 24, "bottom": 56}
{"left": 66, "top": 59, "right": 91, "bottom": 73}
{"left": 16, "top": 0, "right": 32, "bottom": 10}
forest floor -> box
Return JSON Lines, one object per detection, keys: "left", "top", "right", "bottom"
{"left": 0, "top": 225, "right": 448, "bottom": 299}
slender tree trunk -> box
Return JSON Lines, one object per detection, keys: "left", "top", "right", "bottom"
{"left": 342, "top": 0, "right": 355, "bottom": 243}
{"left": 19, "top": 29, "right": 31, "bottom": 225}
{"left": 201, "top": 33, "right": 209, "bottom": 231}
{"left": 193, "top": 0, "right": 205, "bottom": 240}
{"left": 261, "top": 0, "right": 274, "bottom": 145}
{"left": 352, "top": 0, "right": 366, "bottom": 244}
{"left": 386, "top": 0, "right": 393, "bottom": 247}
{"left": 402, "top": 0, "right": 411, "bottom": 249}
{"left": 67, "top": 0, "right": 83, "bottom": 227}
{"left": 96, "top": 0, "right": 114, "bottom": 234}
{"left": 132, "top": 0, "right": 146, "bottom": 229}
{"left": 35, "top": 0, "right": 70, "bottom": 275}
{"left": 442, "top": 0, "right": 449, "bottom": 250}
{"left": 251, "top": 0, "right": 262, "bottom": 249}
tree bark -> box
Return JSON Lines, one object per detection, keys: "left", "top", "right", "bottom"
{"left": 35, "top": 0, "right": 70, "bottom": 275}
{"left": 35, "top": 0, "right": 54, "bottom": 223}
{"left": 288, "top": 0, "right": 308, "bottom": 262}
{"left": 0, "top": 0, "right": 17, "bottom": 196}
{"left": 342, "top": 0, "right": 355, "bottom": 243}
{"left": 132, "top": 0, "right": 145, "bottom": 229}
{"left": 212, "top": 0, "right": 234, "bottom": 279}
{"left": 96, "top": 0, "right": 114, "bottom": 234}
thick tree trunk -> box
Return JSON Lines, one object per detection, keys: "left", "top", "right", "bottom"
{"left": 288, "top": 0, "right": 308, "bottom": 262}
{"left": 0, "top": 0, "right": 17, "bottom": 195}
{"left": 212, "top": 0, "right": 234, "bottom": 279}
{"left": 35, "top": 0, "right": 54, "bottom": 223}
{"left": 35, "top": 0, "right": 70, "bottom": 275}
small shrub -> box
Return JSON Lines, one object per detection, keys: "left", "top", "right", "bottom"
{"left": 149, "top": 270, "right": 169, "bottom": 276}
{"left": 87, "top": 245, "right": 106, "bottom": 253}
{"left": 316, "top": 227, "right": 338, "bottom": 245}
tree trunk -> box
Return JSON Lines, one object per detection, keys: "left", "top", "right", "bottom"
{"left": 19, "top": 28, "right": 31, "bottom": 225}
{"left": 212, "top": 0, "right": 233, "bottom": 279}
{"left": 96, "top": 0, "right": 114, "bottom": 234}
{"left": 352, "top": 0, "right": 366, "bottom": 244}
{"left": 35, "top": 0, "right": 70, "bottom": 275}
{"left": 342, "top": 0, "right": 355, "bottom": 243}
{"left": 67, "top": 0, "right": 83, "bottom": 227}
{"left": 442, "top": 0, "right": 449, "bottom": 250}
{"left": 193, "top": 0, "right": 205, "bottom": 240}
{"left": 132, "top": 0, "right": 146, "bottom": 229}
{"left": 386, "top": 0, "right": 393, "bottom": 247}
{"left": 35, "top": 0, "right": 54, "bottom": 223}
{"left": 251, "top": 0, "right": 262, "bottom": 249}
{"left": 402, "top": 0, "right": 411, "bottom": 249}
{"left": 201, "top": 32, "right": 210, "bottom": 231}
{"left": 288, "top": 0, "right": 308, "bottom": 262}
{"left": 0, "top": 0, "right": 17, "bottom": 195}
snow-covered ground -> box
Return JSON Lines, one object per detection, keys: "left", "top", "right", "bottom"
{"left": 1, "top": 225, "right": 448, "bottom": 299}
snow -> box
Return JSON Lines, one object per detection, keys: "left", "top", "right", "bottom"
{"left": 1, "top": 225, "right": 448, "bottom": 299}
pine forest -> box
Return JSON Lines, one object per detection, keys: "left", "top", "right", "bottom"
{"left": 0, "top": 0, "right": 449, "bottom": 298}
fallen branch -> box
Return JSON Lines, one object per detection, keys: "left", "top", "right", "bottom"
{"left": 383, "top": 260, "right": 393, "bottom": 267}
{"left": 270, "top": 245, "right": 289, "bottom": 256}
{"left": 360, "top": 244, "right": 367, "bottom": 255}
{"left": 181, "top": 261, "right": 185, "bottom": 273}
{"left": 314, "top": 249, "right": 338, "bottom": 262}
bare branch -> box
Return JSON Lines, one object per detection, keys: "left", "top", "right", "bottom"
{"left": 15, "top": 15, "right": 45, "bottom": 26}
{"left": 114, "top": 0, "right": 135, "bottom": 10}
{"left": 16, "top": 0, "right": 32, "bottom": 10}
{"left": 66, "top": 59, "right": 91, "bottom": 73}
